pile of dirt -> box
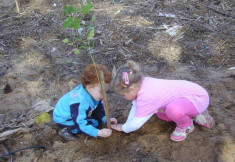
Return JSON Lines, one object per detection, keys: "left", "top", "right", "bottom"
{"left": 0, "top": 0, "right": 234, "bottom": 161}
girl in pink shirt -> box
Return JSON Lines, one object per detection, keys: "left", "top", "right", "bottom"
{"left": 111, "top": 61, "right": 214, "bottom": 142}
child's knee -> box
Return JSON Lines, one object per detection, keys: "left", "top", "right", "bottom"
{"left": 156, "top": 112, "right": 172, "bottom": 121}
{"left": 165, "top": 105, "right": 183, "bottom": 119}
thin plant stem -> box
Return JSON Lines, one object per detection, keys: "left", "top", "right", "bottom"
{"left": 15, "top": 0, "right": 20, "bottom": 13}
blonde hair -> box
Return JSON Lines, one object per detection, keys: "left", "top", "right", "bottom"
{"left": 111, "top": 60, "right": 142, "bottom": 93}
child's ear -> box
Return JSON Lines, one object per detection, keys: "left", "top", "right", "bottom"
{"left": 112, "top": 66, "right": 117, "bottom": 78}
{"left": 129, "top": 86, "right": 134, "bottom": 92}
{"left": 85, "top": 84, "right": 92, "bottom": 90}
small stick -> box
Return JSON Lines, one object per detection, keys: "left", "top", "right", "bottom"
{"left": 15, "top": 0, "right": 20, "bottom": 13}
{"left": 0, "top": 128, "right": 31, "bottom": 142}
{"left": 99, "top": 71, "right": 111, "bottom": 129}
{"left": 207, "top": 6, "right": 235, "bottom": 19}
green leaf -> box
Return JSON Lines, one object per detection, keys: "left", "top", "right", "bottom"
{"left": 35, "top": 112, "right": 51, "bottom": 124}
{"left": 81, "top": 2, "right": 93, "bottom": 15}
{"left": 80, "top": 46, "right": 87, "bottom": 49}
{"left": 75, "top": 49, "right": 80, "bottom": 55}
{"left": 91, "top": 14, "right": 96, "bottom": 23}
{"left": 64, "top": 5, "right": 77, "bottom": 15}
{"left": 69, "top": 6, "right": 77, "bottom": 14}
{"left": 87, "top": 28, "right": 94, "bottom": 40}
{"left": 87, "top": 26, "right": 94, "bottom": 31}
{"left": 65, "top": 62, "right": 73, "bottom": 67}
{"left": 64, "top": 5, "right": 69, "bottom": 15}
{"left": 63, "top": 17, "right": 73, "bottom": 29}
{"left": 75, "top": 38, "right": 82, "bottom": 41}
{"left": 70, "top": 17, "right": 80, "bottom": 30}
{"left": 68, "top": 43, "right": 74, "bottom": 45}
{"left": 62, "top": 38, "right": 69, "bottom": 43}
{"left": 63, "top": 17, "right": 81, "bottom": 30}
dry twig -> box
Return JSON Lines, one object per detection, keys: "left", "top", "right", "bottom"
{"left": 207, "top": 6, "right": 235, "bottom": 19}
{"left": 0, "top": 128, "right": 32, "bottom": 142}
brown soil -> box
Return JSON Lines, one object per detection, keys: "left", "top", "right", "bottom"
{"left": 0, "top": 0, "right": 235, "bottom": 161}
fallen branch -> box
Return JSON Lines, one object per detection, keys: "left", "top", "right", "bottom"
{"left": 207, "top": 6, "right": 235, "bottom": 19}
{"left": 0, "top": 115, "right": 35, "bottom": 133}
{"left": 0, "top": 128, "right": 32, "bottom": 142}
{"left": 0, "top": 126, "right": 21, "bottom": 133}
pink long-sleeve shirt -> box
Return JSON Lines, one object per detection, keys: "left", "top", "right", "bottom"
{"left": 135, "top": 77, "right": 209, "bottom": 117}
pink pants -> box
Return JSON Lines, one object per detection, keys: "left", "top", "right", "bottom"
{"left": 156, "top": 98, "right": 200, "bottom": 128}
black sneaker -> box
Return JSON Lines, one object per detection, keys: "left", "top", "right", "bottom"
{"left": 58, "top": 128, "right": 78, "bottom": 141}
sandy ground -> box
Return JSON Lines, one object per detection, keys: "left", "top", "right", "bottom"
{"left": 0, "top": 0, "right": 235, "bottom": 161}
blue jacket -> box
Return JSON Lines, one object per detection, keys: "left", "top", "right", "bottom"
{"left": 53, "top": 85, "right": 107, "bottom": 137}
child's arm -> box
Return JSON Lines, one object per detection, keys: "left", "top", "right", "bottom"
{"left": 91, "top": 101, "right": 107, "bottom": 124}
{"left": 122, "top": 114, "right": 153, "bottom": 133}
{"left": 92, "top": 101, "right": 117, "bottom": 124}
{"left": 70, "top": 103, "right": 100, "bottom": 137}
{"left": 111, "top": 114, "right": 153, "bottom": 133}
{"left": 111, "top": 101, "right": 153, "bottom": 133}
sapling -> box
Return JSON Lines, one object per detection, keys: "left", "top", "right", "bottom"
{"left": 62, "top": 0, "right": 111, "bottom": 128}
{"left": 15, "top": 0, "right": 20, "bottom": 13}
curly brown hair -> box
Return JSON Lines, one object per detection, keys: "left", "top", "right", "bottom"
{"left": 81, "top": 64, "right": 112, "bottom": 87}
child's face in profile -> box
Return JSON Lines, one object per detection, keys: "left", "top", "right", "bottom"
{"left": 119, "top": 84, "right": 140, "bottom": 101}
{"left": 119, "top": 88, "right": 137, "bottom": 101}
{"left": 87, "top": 83, "right": 110, "bottom": 101}
{"left": 120, "top": 91, "right": 136, "bottom": 101}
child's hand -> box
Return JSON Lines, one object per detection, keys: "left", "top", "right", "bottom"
{"left": 110, "top": 118, "right": 118, "bottom": 124}
{"left": 111, "top": 124, "right": 123, "bottom": 131}
{"left": 98, "top": 128, "right": 112, "bottom": 137}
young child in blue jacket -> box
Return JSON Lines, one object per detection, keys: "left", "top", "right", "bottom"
{"left": 53, "top": 64, "right": 117, "bottom": 141}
